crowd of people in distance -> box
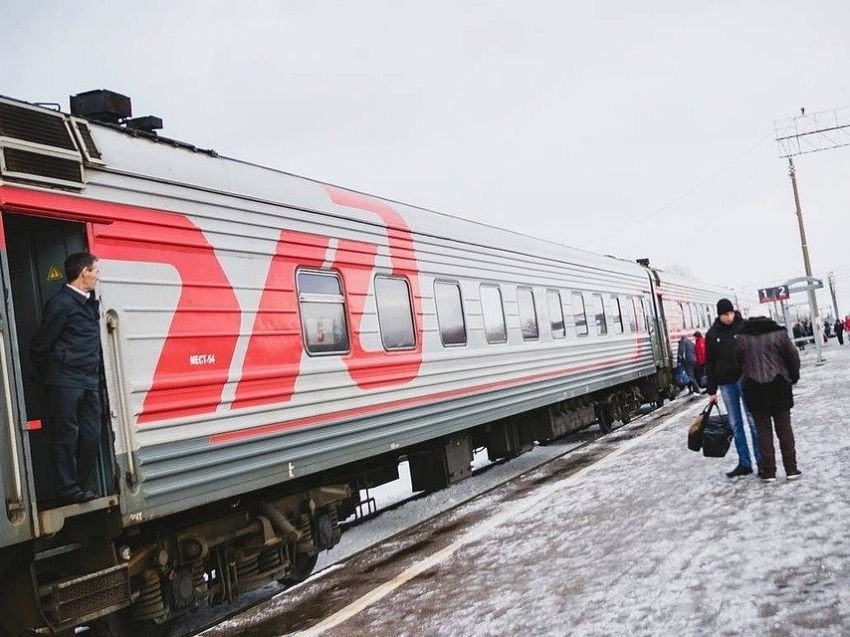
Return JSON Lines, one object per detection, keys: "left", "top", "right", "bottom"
{"left": 791, "top": 315, "right": 850, "bottom": 350}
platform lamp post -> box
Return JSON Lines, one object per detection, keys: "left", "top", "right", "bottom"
{"left": 774, "top": 106, "right": 850, "bottom": 364}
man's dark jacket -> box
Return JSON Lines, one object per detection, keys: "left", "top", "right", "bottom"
{"left": 705, "top": 312, "right": 745, "bottom": 395}
{"left": 735, "top": 316, "right": 800, "bottom": 414}
{"left": 30, "top": 286, "right": 101, "bottom": 390}
{"left": 735, "top": 317, "right": 800, "bottom": 385}
{"left": 677, "top": 337, "right": 696, "bottom": 365}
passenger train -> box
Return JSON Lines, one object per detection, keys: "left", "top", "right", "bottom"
{"left": 0, "top": 90, "right": 742, "bottom": 636}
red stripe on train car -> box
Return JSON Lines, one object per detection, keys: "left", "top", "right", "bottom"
{"left": 209, "top": 353, "right": 644, "bottom": 445}
{"left": 325, "top": 187, "right": 423, "bottom": 388}
{"left": 0, "top": 185, "right": 241, "bottom": 424}
{"left": 232, "top": 231, "right": 330, "bottom": 409}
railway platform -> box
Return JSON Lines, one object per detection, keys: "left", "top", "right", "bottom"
{"left": 206, "top": 342, "right": 850, "bottom": 637}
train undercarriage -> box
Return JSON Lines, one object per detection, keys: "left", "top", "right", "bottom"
{"left": 0, "top": 485, "right": 350, "bottom": 637}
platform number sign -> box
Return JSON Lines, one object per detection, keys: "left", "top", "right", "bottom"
{"left": 758, "top": 285, "right": 790, "bottom": 304}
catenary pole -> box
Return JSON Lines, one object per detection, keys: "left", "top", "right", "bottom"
{"left": 787, "top": 158, "right": 823, "bottom": 364}
{"left": 775, "top": 106, "right": 850, "bottom": 364}
{"left": 828, "top": 272, "right": 839, "bottom": 322}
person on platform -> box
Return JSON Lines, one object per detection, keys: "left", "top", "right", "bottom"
{"left": 705, "top": 298, "right": 761, "bottom": 478}
{"left": 835, "top": 318, "right": 845, "bottom": 346}
{"left": 693, "top": 330, "right": 707, "bottom": 390}
{"left": 735, "top": 309, "right": 802, "bottom": 482}
{"left": 676, "top": 333, "right": 700, "bottom": 394}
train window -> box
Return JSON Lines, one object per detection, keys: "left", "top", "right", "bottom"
{"left": 592, "top": 294, "right": 608, "bottom": 335}
{"left": 690, "top": 303, "right": 699, "bottom": 329}
{"left": 572, "top": 292, "right": 588, "bottom": 336}
{"left": 480, "top": 285, "right": 507, "bottom": 343}
{"left": 678, "top": 302, "right": 688, "bottom": 330}
{"left": 629, "top": 297, "right": 639, "bottom": 333}
{"left": 297, "top": 270, "right": 350, "bottom": 354}
{"left": 517, "top": 287, "right": 539, "bottom": 340}
{"left": 434, "top": 281, "right": 467, "bottom": 346}
{"left": 547, "top": 290, "right": 565, "bottom": 339}
{"left": 611, "top": 295, "right": 624, "bottom": 334}
{"left": 375, "top": 276, "right": 416, "bottom": 350}
{"left": 640, "top": 297, "right": 651, "bottom": 332}
{"left": 705, "top": 305, "right": 712, "bottom": 326}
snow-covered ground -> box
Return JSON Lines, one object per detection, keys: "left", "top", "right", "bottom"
{"left": 314, "top": 427, "right": 601, "bottom": 572}
{"left": 209, "top": 340, "right": 850, "bottom": 636}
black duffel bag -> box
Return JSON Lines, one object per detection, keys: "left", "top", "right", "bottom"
{"left": 702, "top": 406, "right": 733, "bottom": 458}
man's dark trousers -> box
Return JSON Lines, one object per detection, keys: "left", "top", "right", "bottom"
{"left": 45, "top": 384, "right": 101, "bottom": 497}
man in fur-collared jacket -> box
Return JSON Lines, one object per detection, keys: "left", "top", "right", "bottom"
{"left": 734, "top": 312, "right": 801, "bottom": 482}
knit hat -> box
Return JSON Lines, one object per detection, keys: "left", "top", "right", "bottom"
{"left": 716, "top": 298, "right": 734, "bottom": 315}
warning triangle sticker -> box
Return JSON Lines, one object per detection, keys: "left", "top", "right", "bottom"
{"left": 46, "top": 266, "right": 63, "bottom": 281}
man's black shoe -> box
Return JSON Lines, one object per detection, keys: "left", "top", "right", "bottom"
{"left": 58, "top": 490, "right": 97, "bottom": 505}
{"left": 725, "top": 465, "right": 753, "bottom": 478}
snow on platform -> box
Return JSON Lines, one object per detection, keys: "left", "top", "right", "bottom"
{"left": 298, "top": 342, "right": 850, "bottom": 636}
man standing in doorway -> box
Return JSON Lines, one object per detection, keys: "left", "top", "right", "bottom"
{"left": 31, "top": 253, "right": 102, "bottom": 505}
{"left": 706, "top": 298, "right": 761, "bottom": 478}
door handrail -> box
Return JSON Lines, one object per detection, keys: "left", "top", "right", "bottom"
{"left": 0, "top": 326, "right": 24, "bottom": 507}
{"left": 105, "top": 311, "right": 137, "bottom": 489}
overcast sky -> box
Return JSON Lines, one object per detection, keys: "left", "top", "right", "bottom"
{"left": 4, "top": 1, "right": 850, "bottom": 314}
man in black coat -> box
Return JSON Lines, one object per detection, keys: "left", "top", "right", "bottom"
{"left": 705, "top": 299, "right": 761, "bottom": 478}
{"left": 31, "top": 253, "right": 102, "bottom": 504}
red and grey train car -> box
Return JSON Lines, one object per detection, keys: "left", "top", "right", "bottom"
{"left": 0, "top": 91, "right": 737, "bottom": 635}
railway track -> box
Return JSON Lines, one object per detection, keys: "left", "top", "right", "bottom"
{"left": 162, "top": 395, "right": 697, "bottom": 637}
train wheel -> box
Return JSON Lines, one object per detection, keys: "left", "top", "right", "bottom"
{"left": 278, "top": 552, "right": 318, "bottom": 587}
{"left": 596, "top": 405, "right": 613, "bottom": 434}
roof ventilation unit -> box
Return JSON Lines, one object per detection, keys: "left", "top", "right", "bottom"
{"left": 0, "top": 97, "right": 84, "bottom": 188}
{"left": 70, "top": 89, "right": 163, "bottom": 134}
{"left": 70, "top": 89, "right": 132, "bottom": 124}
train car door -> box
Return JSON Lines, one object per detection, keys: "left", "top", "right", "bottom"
{"left": 3, "top": 212, "right": 115, "bottom": 509}
{"left": 0, "top": 215, "right": 32, "bottom": 547}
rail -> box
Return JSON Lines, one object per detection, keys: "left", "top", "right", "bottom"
{"left": 105, "top": 311, "right": 137, "bottom": 488}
